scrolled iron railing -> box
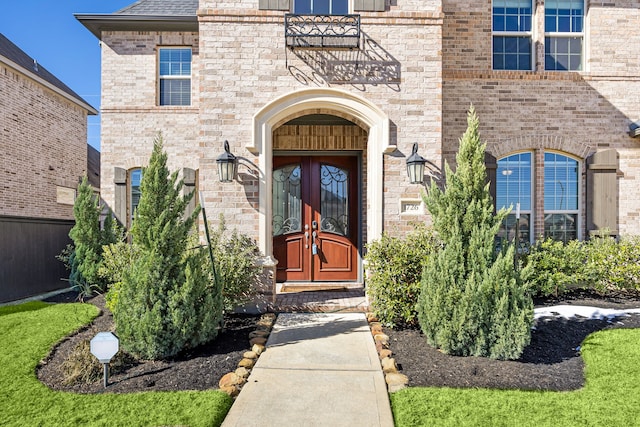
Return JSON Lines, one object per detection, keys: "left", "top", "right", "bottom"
{"left": 285, "top": 14, "right": 361, "bottom": 49}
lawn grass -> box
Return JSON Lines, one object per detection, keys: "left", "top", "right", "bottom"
{"left": 390, "top": 327, "right": 640, "bottom": 427}
{"left": 0, "top": 301, "right": 232, "bottom": 427}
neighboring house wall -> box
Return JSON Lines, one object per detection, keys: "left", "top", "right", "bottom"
{"left": 0, "top": 35, "right": 96, "bottom": 302}
{"left": 0, "top": 60, "right": 86, "bottom": 219}
{"left": 442, "top": 0, "right": 640, "bottom": 238}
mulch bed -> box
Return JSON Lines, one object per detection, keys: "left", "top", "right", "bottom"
{"left": 36, "top": 289, "right": 640, "bottom": 394}
{"left": 37, "top": 292, "right": 259, "bottom": 394}
{"left": 385, "top": 289, "right": 640, "bottom": 391}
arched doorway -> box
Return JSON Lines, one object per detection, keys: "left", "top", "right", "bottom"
{"left": 251, "top": 88, "right": 391, "bottom": 283}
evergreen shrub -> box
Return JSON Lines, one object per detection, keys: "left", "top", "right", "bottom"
{"left": 66, "top": 176, "right": 118, "bottom": 296}
{"left": 207, "top": 216, "right": 262, "bottom": 312}
{"left": 364, "top": 224, "right": 436, "bottom": 326}
{"left": 589, "top": 236, "right": 640, "bottom": 291}
{"left": 112, "top": 136, "right": 223, "bottom": 360}
{"left": 520, "top": 238, "right": 589, "bottom": 296}
{"left": 522, "top": 234, "right": 640, "bottom": 295}
{"left": 416, "top": 106, "right": 533, "bottom": 360}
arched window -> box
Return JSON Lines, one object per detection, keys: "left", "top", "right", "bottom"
{"left": 544, "top": 152, "right": 579, "bottom": 242}
{"left": 496, "top": 152, "right": 533, "bottom": 247}
{"left": 128, "top": 168, "right": 142, "bottom": 226}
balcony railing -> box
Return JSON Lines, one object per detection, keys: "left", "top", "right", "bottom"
{"left": 285, "top": 14, "right": 361, "bottom": 49}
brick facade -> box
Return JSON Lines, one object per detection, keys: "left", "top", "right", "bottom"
{"left": 442, "top": 0, "right": 640, "bottom": 237}
{"left": 0, "top": 62, "right": 89, "bottom": 220}
{"left": 92, "top": 0, "right": 640, "bottom": 283}
{"left": 1, "top": 34, "right": 96, "bottom": 302}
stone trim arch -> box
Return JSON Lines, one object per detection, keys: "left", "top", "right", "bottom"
{"left": 251, "top": 88, "right": 390, "bottom": 257}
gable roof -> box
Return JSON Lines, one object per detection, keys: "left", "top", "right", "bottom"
{"left": 76, "top": 0, "right": 198, "bottom": 40}
{"left": 0, "top": 33, "right": 97, "bottom": 115}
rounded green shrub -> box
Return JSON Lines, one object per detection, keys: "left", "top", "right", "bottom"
{"left": 364, "top": 224, "right": 436, "bottom": 327}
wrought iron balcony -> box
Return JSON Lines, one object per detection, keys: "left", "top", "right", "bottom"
{"left": 285, "top": 14, "right": 361, "bottom": 49}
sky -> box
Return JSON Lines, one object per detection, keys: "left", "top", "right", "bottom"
{"left": 1, "top": 0, "right": 135, "bottom": 151}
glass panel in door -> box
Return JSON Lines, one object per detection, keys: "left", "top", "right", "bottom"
{"left": 273, "top": 164, "right": 302, "bottom": 236}
{"left": 319, "top": 164, "right": 349, "bottom": 237}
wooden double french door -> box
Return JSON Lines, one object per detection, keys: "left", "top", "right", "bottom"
{"left": 273, "top": 155, "right": 359, "bottom": 282}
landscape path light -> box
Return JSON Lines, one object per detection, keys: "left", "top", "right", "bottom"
{"left": 90, "top": 331, "right": 119, "bottom": 388}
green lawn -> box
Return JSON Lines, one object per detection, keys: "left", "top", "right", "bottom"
{"left": 391, "top": 327, "right": 640, "bottom": 427}
{"left": 0, "top": 301, "right": 232, "bottom": 427}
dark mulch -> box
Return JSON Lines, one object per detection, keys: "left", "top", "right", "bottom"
{"left": 37, "top": 291, "right": 260, "bottom": 394}
{"left": 36, "top": 289, "right": 640, "bottom": 394}
{"left": 385, "top": 289, "right": 640, "bottom": 391}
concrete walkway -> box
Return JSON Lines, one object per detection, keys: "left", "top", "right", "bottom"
{"left": 222, "top": 312, "right": 394, "bottom": 427}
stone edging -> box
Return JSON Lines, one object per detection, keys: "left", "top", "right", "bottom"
{"left": 218, "top": 313, "right": 277, "bottom": 397}
{"left": 366, "top": 312, "right": 409, "bottom": 393}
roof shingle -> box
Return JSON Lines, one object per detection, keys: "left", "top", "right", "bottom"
{"left": 0, "top": 33, "right": 96, "bottom": 113}
{"left": 116, "top": 0, "right": 198, "bottom": 16}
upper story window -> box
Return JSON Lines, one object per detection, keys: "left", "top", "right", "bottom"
{"left": 158, "top": 48, "right": 191, "bottom": 106}
{"left": 496, "top": 152, "right": 533, "bottom": 246}
{"left": 492, "top": 0, "right": 533, "bottom": 70}
{"left": 293, "top": 0, "right": 348, "bottom": 14}
{"left": 544, "top": 0, "right": 584, "bottom": 71}
{"left": 544, "top": 152, "right": 579, "bottom": 242}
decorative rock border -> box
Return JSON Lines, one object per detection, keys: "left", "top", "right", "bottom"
{"left": 366, "top": 312, "right": 409, "bottom": 393}
{"left": 218, "top": 313, "right": 277, "bottom": 397}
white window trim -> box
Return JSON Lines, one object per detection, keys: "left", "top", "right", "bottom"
{"left": 491, "top": 0, "right": 535, "bottom": 71}
{"left": 157, "top": 47, "right": 192, "bottom": 107}
{"left": 497, "top": 150, "right": 535, "bottom": 244}
{"left": 543, "top": 151, "right": 582, "bottom": 241}
{"left": 543, "top": 0, "right": 586, "bottom": 72}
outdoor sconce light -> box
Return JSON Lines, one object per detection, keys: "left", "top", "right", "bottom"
{"left": 90, "top": 332, "right": 119, "bottom": 388}
{"left": 406, "top": 143, "right": 427, "bottom": 184}
{"left": 217, "top": 140, "right": 237, "bottom": 182}
{"left": 630, "top": 122, "right": 640, "bottom": 138}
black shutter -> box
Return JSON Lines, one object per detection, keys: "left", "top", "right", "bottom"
{"left": 114, "top": 167, "right": 127, "bottom": 226}
{"left": 586, "top": 149, "right": 619, "bottom": 237}
{"left": 354, "top": 0, "right": 386, "bottom": 12}
{"left": 485, "top": 152, "right": 497, "bottom": 214}
{"left": 259, "top": 0, "right": 290, "bottom": 10}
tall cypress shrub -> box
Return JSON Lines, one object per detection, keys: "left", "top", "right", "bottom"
{"left": 416, "top": 106, "right": 533, "bottom": 360}
{"left": 68, "top": 176, "right": 117, "bottom": 294}
{"left": 113, "top": 135, "right": 223, "bottom": 360}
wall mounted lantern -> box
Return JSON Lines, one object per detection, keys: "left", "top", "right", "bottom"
{"left": 217, "top": 140, "right": 237, "bottom": 182}
{"left": 630, "top": 122, "right": 640, "bottom": 138}
{"left": 406, "top": 143, "right": 427, "bottom": 184}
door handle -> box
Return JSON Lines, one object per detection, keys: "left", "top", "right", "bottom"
{"left": 305, "top": 231, "right": 309, "bottom": 249}
{"left": 311, "top": 231, "right": 318, "bottom": 255}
